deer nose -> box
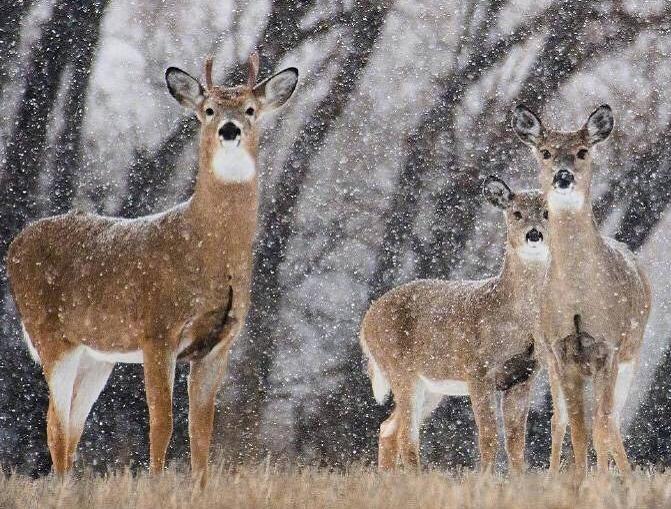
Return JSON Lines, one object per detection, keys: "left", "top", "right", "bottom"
{"left": 219, "top": 122, "right": 241, "bottom": 141}
{"left": 552, "top": 169, "right": 574, "bottom": 189}
{"left": 526, "top": 228, "right": 543, "bottom": 243}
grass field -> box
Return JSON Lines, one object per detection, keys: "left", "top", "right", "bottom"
{"left": 1, "top": 464, "right": 669, "bottom": 509}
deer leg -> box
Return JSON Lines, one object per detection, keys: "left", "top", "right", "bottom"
{"left": 610, "top": 361, "right": 634, "bottom": 477}
{"left": 548, "top": 358, "right": 568, "bottom": 473}
{"left": 378, "top": 408, "right": 400, "bottom": 470}
{"left": 607, "top": 418, "right": 631, "bottom": 479}
{"left": 470, "top": 382, "right": 498, "bottom": 473}
{"left": 395, "top": 408, "right": 418, "bottom": 468}
{"left": 66, "top": 353, "right": 114, "bottom": 469}
{"left": 188, "top": 345, "right": 231, "bottom": 486}
{"left": 45, "top": 345, "right": 83, "bottom": 474}
{"left": 143, "top": 343, "right": 176, "bottom": 474}
{"left": 592, "top": 365, "right": 610, "bottom": 477}
{"left": 562, "top": 371, "right": 588, "bottom": 480}
{"left": 501, "top": 378, "right": 533, "bottom": 475}
{"left": 595, "top": 360, "right": 632, "bottom": 478}
{"left": 395, "top": 381, "right": 423, "bottom": 469}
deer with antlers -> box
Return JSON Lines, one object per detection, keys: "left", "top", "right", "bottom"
{"left": 512, "top": 104, "right": 651, "bottom": 478}
{"left": 361, "top": 177, "right": 548, "bottom": 472}
{"left": 7, "top": 53, "right": 298, "bottom": 483}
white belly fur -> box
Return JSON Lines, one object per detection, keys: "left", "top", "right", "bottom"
{"left": 420, "top": 375, "right": 469, "bottom": 396}
{"left": 20, "top": 321, "right": 190, "bottom": 365}
{"left": 84, "top": 346, "right": 144, "bottom": 364}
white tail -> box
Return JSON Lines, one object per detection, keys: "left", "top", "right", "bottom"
{"left": 360, "top": 331, "right": 390, "bottom": 404}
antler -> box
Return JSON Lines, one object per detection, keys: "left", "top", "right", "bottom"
{"left": 247, "top": 51, "right": 260, "bottom": 88}
{"left": 204, "top": 54, "right": 214, "bottom": 90}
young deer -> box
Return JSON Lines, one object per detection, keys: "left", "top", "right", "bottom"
{"left": 7, "top": 53, "right": 298, "bottom": 482}
{"left": 361, "top": 177, "right": 548, "bottom": 472}
{"left": 512, "top": 104, "right": 651, "bottom": 478}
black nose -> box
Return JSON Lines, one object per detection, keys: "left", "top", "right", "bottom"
{"left": 526, "top": 228, "right": 543, "bottom": 243}
{"left": 552, "top": 169, "right": 574, "bottom": 189}
{"left": 218, "top": 122, "right": 241, "bottom": 141}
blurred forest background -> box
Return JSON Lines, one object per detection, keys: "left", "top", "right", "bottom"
{"left": 1, "top": 0, "right": 671, "bottom": 476}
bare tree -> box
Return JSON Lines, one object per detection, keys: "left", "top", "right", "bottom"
{"left": 613, "top": 125, "right": 671, "bottom": 251}
{"left": 230, "top": 0, "right": 393, "bottom": 460}
{"left": 50, "top": 0, "right": 110, "bottom": 215}
{"left": 0, "top": 0, "right": 109, "bottom": 284}
{"left": 0, "top": 0, "right": 34, "bottom": 98}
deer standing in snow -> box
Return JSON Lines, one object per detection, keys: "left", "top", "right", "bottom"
{"left": 361, "top": 177, "right": 548, "bottom": 472}
{"left": 512, "top": 104, "right": 651, "bottom": 478}
{"left": 7, "top": 53, "right": 298, "bottom": 483}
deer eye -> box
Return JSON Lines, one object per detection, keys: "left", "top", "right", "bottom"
{"left": 513, "top": 211, "right": 523, "bottom": 220}
{"left": 543, "top": 210, "right": 549, "bottom": 220}
{"left": 245, "top": 107, "right": 255, "bottom": 116}
{"left": 205, "top": 107, "right": 214, "bottom": 117}
{"left": 541, "top": 149, "right": 552, "bottom": 160}
{"left": 577, "top": 148, "right": 588, "bottom": 160}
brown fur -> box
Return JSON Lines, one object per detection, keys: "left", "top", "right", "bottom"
{"left": 6, "top": 54, "right": 297, "bottom": 485}
{"left": 361, "top": 189, "right": 549, "bottom": 473}
{"left": 513, "top": 105, "right": 652, "bottom": 479}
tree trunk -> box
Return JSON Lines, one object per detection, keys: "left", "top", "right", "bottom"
{"left": 614, "top": 138, "right": 671, "bottom": 251}
{"left": 234, "top": 0, "right": 392, "bottom": 461}
{"left": 50, "top": 0, "right": 110, "bottom": 215}
{"left": 0, "top": 0, "right": 34, "bottom": 98}
{"left": 0, "top": 1, "right": 110, "bottom": 282}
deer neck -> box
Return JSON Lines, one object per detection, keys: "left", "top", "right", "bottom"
{"left": 547, "top": 197, "right": 603, "bottom": 281}
{"left": 187, "top": 139, "right": 259, "bottom": 265}
{"left": 496, "top": 244, "right": 546, "bottom": 313}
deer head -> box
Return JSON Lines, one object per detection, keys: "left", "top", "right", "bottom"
{"left": 483, "top": 176, "right": 549, "bottom": 263}
{"left": 511, "top": 105, "right": 613, "bottom": 213}
{"left": 165, "top": 52, "right": 298, "bottom": 183}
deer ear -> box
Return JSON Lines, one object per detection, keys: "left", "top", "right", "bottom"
{"left": 512, "top": 104, "right": 544, "bottom": 147}
{"left": 165, "top": 67, "right": 205, "bottom": 111}
{"left": 483, "top": 175, "right": 515, "bottom": 209}
{"left": 583, "top": 105, "right": 613, "bottom": 145}
{"left": 253, "top": 67, "right": 298, "bottom": 111}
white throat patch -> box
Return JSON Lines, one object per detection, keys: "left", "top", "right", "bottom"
{"left": 211, "top": 144, "right": 256, "bottom": 183}
{"left": 548, "top": 188, "right": 584, "bottom": 211}
{"left": 518, "top": 242, "right": 549, "bottom": 263}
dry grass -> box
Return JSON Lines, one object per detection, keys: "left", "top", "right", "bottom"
{"left": 1, "top": 464, "right": 670, "bottom": 509}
